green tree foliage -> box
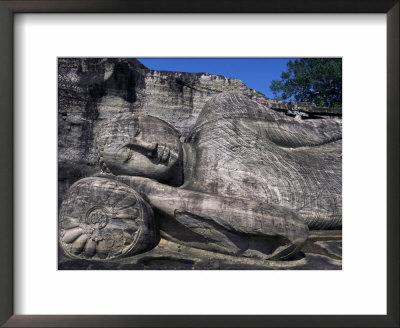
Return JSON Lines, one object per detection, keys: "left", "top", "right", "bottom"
{"left": 270, "top": 58, "right": 342, "bottom": 108}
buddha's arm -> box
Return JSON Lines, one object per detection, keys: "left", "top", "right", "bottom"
{"left": 115, "top": 175, "right": 309, "bottom": 259}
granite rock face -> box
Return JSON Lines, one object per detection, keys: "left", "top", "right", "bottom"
{"left": 186, "top": 93, "right": 342, "bottom": 229}
{"left": 58, "top": 58, "right": 266, "bottom": 185}
{"left": 59, "top": 237, "right": 342, "bottom": 270}
{"left": 60, "top": 174, "right": 309, "bottom": 261}
{"left": 58, "top": 58, "right": 341, "bottom": 207}
{"left": 58, "top": 58, "right": 342, "bottom": 268}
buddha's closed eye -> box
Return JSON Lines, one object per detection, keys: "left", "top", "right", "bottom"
{"left": 117, "top": 147, "right": 133, "bottom": 163}
{"left": 122, "top": 142, "right": 171, "bottom": 165}
{"left": 128, "top": 138, "right": 158, "bottom": 152}
{"left": 156, "top": 144, "right": 170, "bottom": 164}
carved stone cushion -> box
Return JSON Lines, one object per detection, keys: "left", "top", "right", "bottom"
{"left": 59, "top": 177, "right": 157, "bottom": 260}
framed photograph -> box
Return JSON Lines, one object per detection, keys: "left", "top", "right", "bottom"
{"left": 1, "top": 1, "right": 398, "bottom": 327}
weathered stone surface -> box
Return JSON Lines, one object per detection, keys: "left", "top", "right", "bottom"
{"left": 58, "top": 58, "right": 342, "bottom": 268}
{"left": 114, "top": 175, "right": 309, "bottom": 260}
{"left": 313, "top": 241, "right": 342, "bottom": 259}
{"left": 58, "top": 57, "right": 268, "bottom": 199}
{"left": 299, "top": 230, "right": 342, "bottom": 260}
{"left": 185, "top": 93, "right": 341, "bottom": 230}
{"left": 59, "top": 238, "right": 341, "bottom": 270}
{"left": 92, "top": 94, "right": 341, "bottom": 232}
{"left": 59, "top": 177, "right": 157, "bottom": 260}
{"left": 58, "top": 58, "right": 342, "bottom": 208}
{"left": 96, "top": 114, "right": 184, "bottom": 186}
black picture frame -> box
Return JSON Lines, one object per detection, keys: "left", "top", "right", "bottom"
{"left": 0, "top": 1, "right": 398, "bottom": 327}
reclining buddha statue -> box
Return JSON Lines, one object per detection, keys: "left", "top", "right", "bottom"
{"left": 59, "top": 93, "right": 342, "bottom": 262}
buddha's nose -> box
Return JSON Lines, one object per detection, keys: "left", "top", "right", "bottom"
{"left": 131, "top": 138, "right": 158, "bottom": 152}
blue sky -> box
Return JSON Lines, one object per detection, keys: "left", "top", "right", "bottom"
{"left": 137, "top": 58, "right": 296, "bottom": 99}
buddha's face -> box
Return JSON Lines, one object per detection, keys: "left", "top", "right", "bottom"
{"left": 97, "top": 114, "right": 182, "bottom": 183}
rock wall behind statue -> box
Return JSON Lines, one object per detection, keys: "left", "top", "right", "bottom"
{"left": 58, "top": 58, "right": 269, "bottom": 205}
{"left": 58, "top": 58, "right": 341, "bottom": 207}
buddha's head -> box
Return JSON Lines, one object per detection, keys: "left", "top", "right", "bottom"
{"left": 96, "top": 113, "right": 183, "bottom": 186}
